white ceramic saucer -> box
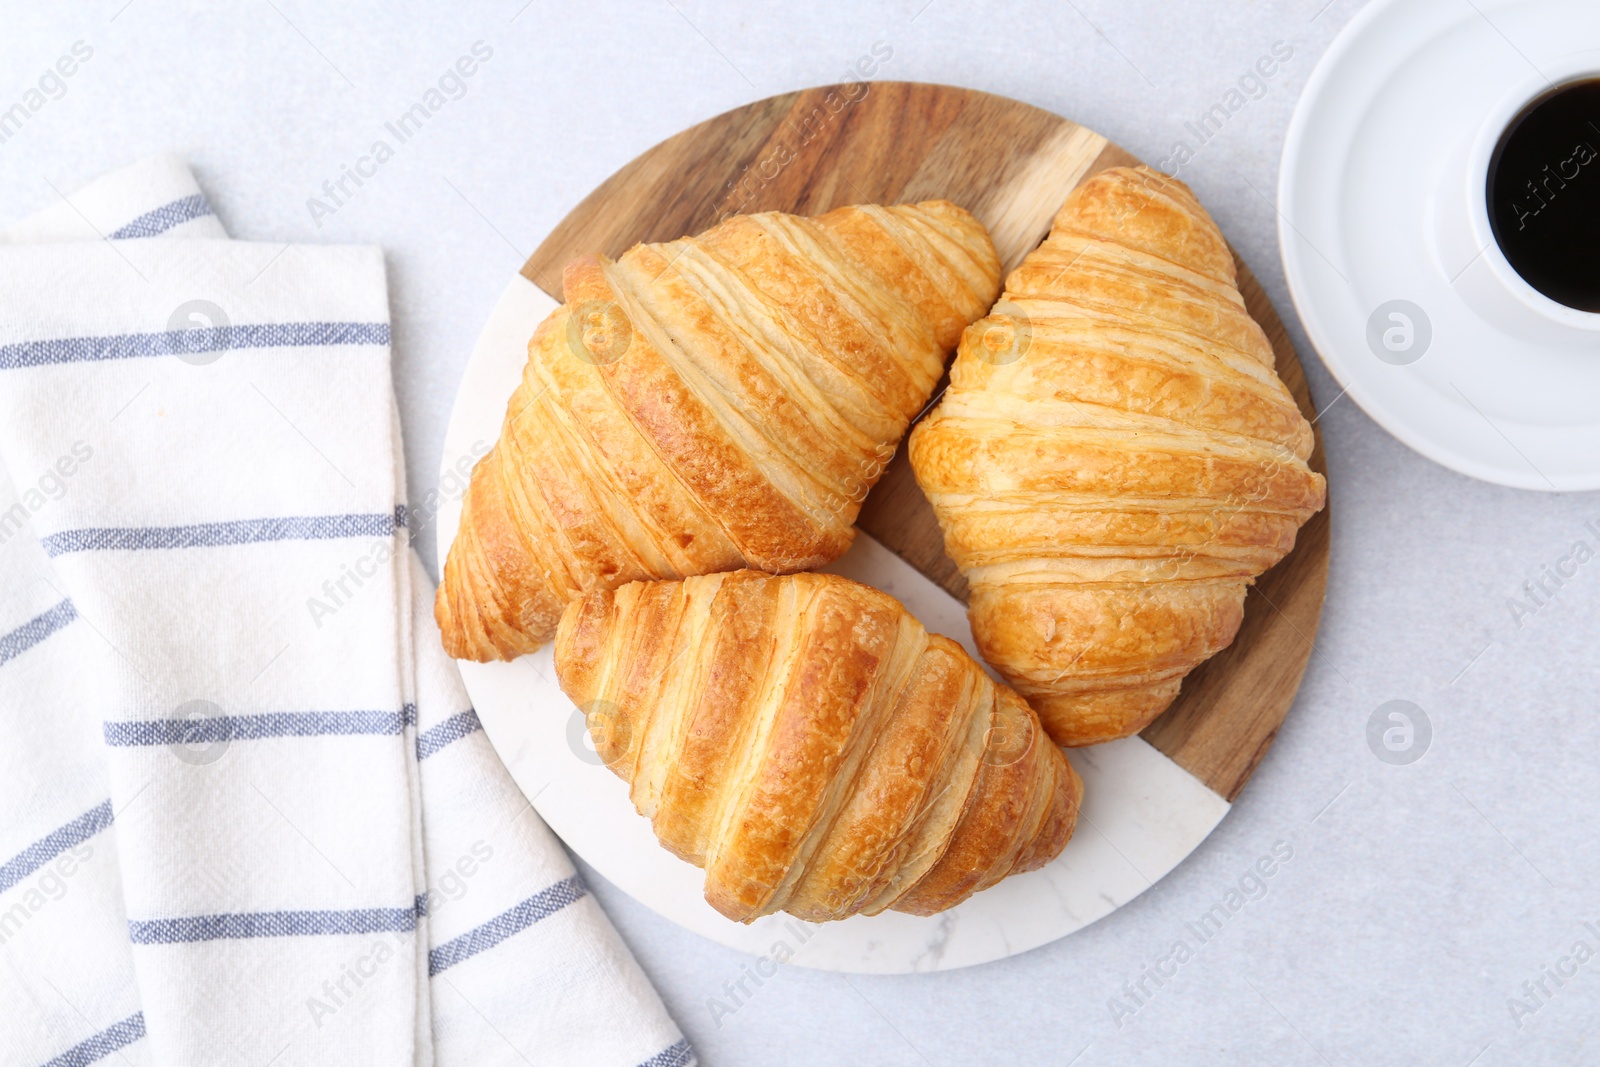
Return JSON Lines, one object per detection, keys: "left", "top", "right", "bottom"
{"left": 1279, "top": 0, "right": 1600, "bottom": 490}
{"left": 433, "top": 276, "right": 1231, "bottom": 973}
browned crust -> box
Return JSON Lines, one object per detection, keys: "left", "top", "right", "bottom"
{"left": 552, "top": 570, "right": 1078, "bottom": 923}
{"left": 908, "top": 166, "right": 1327, "bottom": 747}
{"left": 439, "top": 201, "right": 1001, "bottom": 661}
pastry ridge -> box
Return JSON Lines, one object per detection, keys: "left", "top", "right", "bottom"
{"left": 439, "top": 201, "right": 1000, "bottom": 661}
{"left": 553, "top": 570, "right": 1082, "bottom": 923}
{"left": 909, "top": 166, "right": 1326, "bottom": 747}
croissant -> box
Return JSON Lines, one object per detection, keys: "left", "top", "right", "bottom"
{"left": 553, "top": 570, "right": 1081, "bottom": 923}
{"left": 909, "top": 166, "right": 1326, "bottom": 747}
{"left": 437, "top": 202, "right": 1001, "bottom": 661}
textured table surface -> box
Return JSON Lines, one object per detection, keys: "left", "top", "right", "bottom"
{"left": 3, "top": 2, "right": 1595, "bottom": 1063}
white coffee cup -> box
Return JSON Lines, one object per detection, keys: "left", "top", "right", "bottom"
{"left": 1434, "top": 50, "right": 1600, "bottom": 339}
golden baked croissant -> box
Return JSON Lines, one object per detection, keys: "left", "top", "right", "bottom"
{"left": 438, "top": 202, "right": 1001, "bottom": 661}
{"left": 554, "top": 569, "right": 1081, "bottom": 923}
{"left": 909, "top": 166, "right": 1326, "bottom": 747}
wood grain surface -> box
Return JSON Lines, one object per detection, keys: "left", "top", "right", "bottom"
{"left": 522, "top": 81, "right": 1329, "bottom": 803}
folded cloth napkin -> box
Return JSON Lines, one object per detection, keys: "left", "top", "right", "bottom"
{"left": 0, "top": 156, "right": 693, "bottom": 1067}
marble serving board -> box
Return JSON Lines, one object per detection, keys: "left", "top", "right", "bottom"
{"left": 435, "top": 277, "right": 1231, "bottom": 972}
{"left": 433, "top": 83, "right": 1330, "bottom": 972}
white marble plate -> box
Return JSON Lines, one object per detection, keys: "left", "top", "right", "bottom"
{"left": 433, "top": 274, "right": 1231, "bottom": 973}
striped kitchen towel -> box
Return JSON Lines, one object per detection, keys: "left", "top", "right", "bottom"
{"left": 0, "top": 156, "right": 692, "bottom": 1067}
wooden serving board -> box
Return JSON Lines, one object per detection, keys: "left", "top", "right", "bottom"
{"left": 520, "top": 81, "right": 1329, "bottom": 805}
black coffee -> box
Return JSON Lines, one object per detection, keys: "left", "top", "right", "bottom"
{"left": 1487, "top": 78, "right": 1600, "bottom": 312}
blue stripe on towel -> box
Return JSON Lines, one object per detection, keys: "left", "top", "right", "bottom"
{"left": 129, "top": 907, "right": 416, "bottom": 944}
{"left": 428, "top": 875, "right": 587, "bottom": 976}
{"left": 0, "top": 800, "right": 113, "bottom": 895}
{"left": 109, "top": 193, "right": 213, "bottom": 239}
{"left": 0, "top": 321, "right": 389, "bottom": 371}
{"left": 0, "top": 599, "right": 77, "bottom": 667}
{"left": 41, "top": 512, "right": 397, "bottom": 556}
{"left": 416, "top": 709, "right": 482, "bottom": 760}
{"left": 635, "top": 1038, "right": 695, "bottom": 1067}
{"left": 38, "top": 1011, "right": 145, "bottom": 1067}
{"left": 104, "top": 708, "right": 409, "bottom": 747}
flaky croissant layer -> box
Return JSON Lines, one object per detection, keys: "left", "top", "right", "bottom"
{"left": 554, "top": 570, "right": 1081, "bottom": 924}
{"left": 438, "top": 201, "right": 1001, "bottom": 662}
{"left": 910, "top": 166, "right": 1326, "bottom": 747}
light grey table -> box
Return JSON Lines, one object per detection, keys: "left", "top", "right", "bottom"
{"left": 4, "top": 2, "right": 1594, "bottom": 1063}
